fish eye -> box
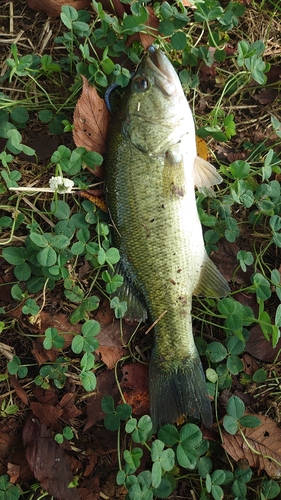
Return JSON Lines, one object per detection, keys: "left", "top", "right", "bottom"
{"left": 133, "top": 76, "right": 149, "bottom": 92}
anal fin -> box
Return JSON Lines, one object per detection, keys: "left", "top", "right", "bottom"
{"left": 194, "top": 254, "right": 230, "bottom": 298}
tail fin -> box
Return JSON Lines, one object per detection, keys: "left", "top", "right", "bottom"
{"left": 149, "top": 348, "right": 212, "bottom": 431}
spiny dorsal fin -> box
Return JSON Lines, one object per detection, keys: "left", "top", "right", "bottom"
{"left": 193, "top": 254, "right": 230, "bottom": 298}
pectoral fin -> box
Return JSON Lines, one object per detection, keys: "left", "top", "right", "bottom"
{"left": 113, "top": 261, "right": 147, "bottom": 323}
{"left": 193, "top": 254, "right": 230, "bottom": 298}
{"left": 193, "top": 156, "right": 222, "bottom": 196}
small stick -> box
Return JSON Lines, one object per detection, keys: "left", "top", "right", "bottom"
{"left": 145, "top": 310, "right": 167, "bottom": 335}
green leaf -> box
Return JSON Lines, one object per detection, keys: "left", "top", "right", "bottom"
{"left": 239, "top": 415, "right": 261, "bottom": 428}
{"left": 179, "top": 423, "right": 202, "bottom": 448}
{"left": 211, "top": 484, "right": 224, "bottom": 500}
{"left": 223, "top": 415, "right": 238, "bottom": 435}
{"left": 80, "top": 370, "right": 96, "bottom": 391}
{"left": 2, "top": 247, "right": 26, "bottom": 265}
{"left": 198, "top": 456, "right": 212, "bottom": 478}
{"left": 171, "top": 31, "right": 186, "bottom": 50}
{"left": 229, "top": 160, "right": 250, "bottom": 179}
{"left": 71, "top": 335, "right": 84, "bottom": 354}
{"left": 212, "top": 469, "right": 226, "bottom": 485}
{"left": 14, "top": 262, "right": 31, "bottom": 281}
{"left": 253, "top": 273, "right": 271, "bottom": 301}
{"left": 206, "top": 342, "right": 227, "bottom": 363}
{"left": 158, "top": 424, "right": 179, "bottom": 446}
{"left": 82, "top": 319, "right": 100, "bottom": 337}
{"left": 226, "top": 395, "right": 245, "bottom": 420}
{"left": 176, "top": 444, "right": 198, "bottom": 469}
{"left": 101, "top": 395, "right": 115, "bottom": 414}
{"left": 7, "top": 355, "right": 21, "bottom": 375}
{"left": 252, "top": 368, "right": 267, "bottom": 383}
{"left": 151, "top": 440, "right": 165, "bottom": 461}
{"left": 80, "top": 352, "right": 95, "bottom": 371}
{"left": 262, "top": 479, "right": 281, "bottom": 499}
{"left": 22, "top": 298, "right": 39, "bottom": 315}
{"left": 104, "top": 413, "right": 120, "bottom": 431}
{"left": 116, "top": 403, "right": 132, "bottom": 420}
{"left": 151, "top": 461, "right": 162, "bottom": 489}
{"left": 37, "top": 246, "right": 57, "bottom": 267}
{"left": 29, "top": 232, "right": 49, "bottom": 248}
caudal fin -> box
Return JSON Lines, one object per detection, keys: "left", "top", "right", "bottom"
{"left": 149, "top": 349, "right": 212, "bottom": 431}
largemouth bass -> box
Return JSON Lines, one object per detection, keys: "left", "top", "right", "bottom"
{"left": 105, "top": 46, "right": 229, "bottom": 430}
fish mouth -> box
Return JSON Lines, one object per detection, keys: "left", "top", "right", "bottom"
{"left": 146, "top": 46, "right": 181, "bottom": 97}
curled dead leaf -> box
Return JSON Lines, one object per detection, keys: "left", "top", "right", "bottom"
{"left": 222, "top": 414, "right": 281, "bottom": 477}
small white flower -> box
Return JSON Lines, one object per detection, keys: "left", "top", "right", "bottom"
{"left": 49, "top": 176, "right": 74, "bottom": 194}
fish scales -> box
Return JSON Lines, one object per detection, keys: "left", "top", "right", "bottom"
{"left": 105, "top": 46, "right": 229, "bottom": 430}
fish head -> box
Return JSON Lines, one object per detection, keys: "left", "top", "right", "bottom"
{"left": 124, "top": 46, "right": 195, "bottom": 156}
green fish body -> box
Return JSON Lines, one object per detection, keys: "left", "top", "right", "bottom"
{"left": 105, "top": 47, "right": 229, "bottom": 430}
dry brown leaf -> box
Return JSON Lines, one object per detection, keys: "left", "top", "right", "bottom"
{"left": 242, "top": 354, "right": 259, "bottom": 376}
{"left": 7, "top": 463, "right": 21, "bottom": 484}
{"left": 96, "top": 345, "right": 125, "bottom": 370}
{"left": 59, "top": 393, "right": 82, "bottom": 421}
{"left": 9, "top": 375, "right": 29, "bottom": 406}
{"left": 121, "top": 362, "right": 149, "bottom": 391}
{"left": 246, "top": 324, "right": 281, "bottom": 362}
{"left": 30, "top": 402, "right": 63, "bottom": 429}
{"left": 123, "top": 390, "right": 150, "bottom": 417}
{"left": 73, "top": 76, "right": 110, "bottom": 159}
{"left": 222, "top": 414, "right": 281, "bottom": 477}
{"left": 253, "top": 89, "right": 278, "bottom": 105}
{"left": 85, "top": 370, "right": 119, "bottom": 430}
{"left": 26, "top": 0, "right": 91, "bottom": 17}
{"left": 99, "top": 0, "right": 126, "bottom": 18}
{"left": 23, "top": 415, "right": 79, "bottom": 500}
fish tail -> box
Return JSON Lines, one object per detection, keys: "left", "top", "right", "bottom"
{"left": 149, "top": 348, "right": 212, "bottom": 431}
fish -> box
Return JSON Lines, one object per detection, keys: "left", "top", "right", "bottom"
{"left": 105, "top": 46, "right": 230, "bottom": 430}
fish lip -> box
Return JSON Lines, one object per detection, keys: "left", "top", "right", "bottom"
{"left": 146, "top": 46, "right": 181, "bottom": 97}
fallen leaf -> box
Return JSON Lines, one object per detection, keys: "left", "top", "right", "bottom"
{"left": 99, "top": 0, "right": 126, "bottom": 18}
{"left": 23, "top": 415, "right": 79, "bottom": 500}
{"left": 59, "top": 393, "right": 82, "bottom": 422}
{"left": 84, "top": 447, "right": 98, "bottom": 477}
{"left": 123, "top": 390, "right": 150, "bottom": 417}
{"left": 26, "top": 0, "right": 91, "bottom": 17}
{"left": 73, "top": 76, "right": 110, "bottom": 160}
{"left": 121, "top": 363, "right": 149, "bottom": 391}
{"left": 121, "top": 363, "right": 149, "bottom": 416}
{"left": 96, "top": 345, "right": 125, "bottom": 370}
{"left": 7, "top": 463, "right": 21, "bottom": 484}
{"left": 30, "top": 402, "right": 63, "bottom": 429}
{"left": 95, "top": 298, "right": 115, "bottom": 326}
{"left": 33, "top": 386, "right": 59, "bottom": 405}
{"left": 9, "top": 375, "right": 29, "bottom": 406}
{"left": 222, "top": 414, "right": 281, "bottom": 477}
{"left": 253, "top": 88, "right": 278, "bottom": 105}
{"left": 242, "top": 354, "right": 259, "bottom": 376}
{"left": 85, "top": 370, "right": 119, "bottom": 430}
{"left": 196, "top": 136, "right": 209, "bottom": 161}
{"left": 246, "top": 324, "right": 281, "bottom": 362}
